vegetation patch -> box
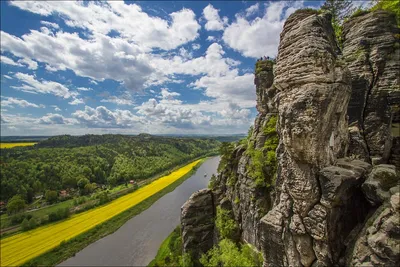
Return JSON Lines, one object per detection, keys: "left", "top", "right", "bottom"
{"left": 199, "top": 239, "right": 263, "bottom": 267}
{"left": 148, "top": 226, "right": 193, "bottom": 267}
{"left": 2, "top": 159, "right": 205, "bottom": 267}
{"left": 246, "top": 115, "right": 279, "bottom": 188}
{"left": 255, "top": 60, "right": 274, "bottom": 75}
{"left": 215, "top": 206, "right": 238, "bottom": 240}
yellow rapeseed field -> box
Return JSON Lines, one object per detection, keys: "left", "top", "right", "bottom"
{"left": 0, "top": 142, "right": 37, "bottom": 149}
{"left": 0, "top": 159, "right": 201, "bottom": 266}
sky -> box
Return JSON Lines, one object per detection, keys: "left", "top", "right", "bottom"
{"left": 0, "top": 0, "right": 332, "bottom": 136}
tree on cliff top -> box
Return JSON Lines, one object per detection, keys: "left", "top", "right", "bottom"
{"left": 320, "top": 0, "right": 355, "bottom": 23}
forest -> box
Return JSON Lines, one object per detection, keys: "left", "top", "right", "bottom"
{"left": 0, "top": 134, "right": 220, "bottom": 204}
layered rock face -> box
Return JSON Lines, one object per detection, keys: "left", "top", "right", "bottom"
{"left": 180, "top": 9, "right": 399, "bottom": 267}
{"left": 181, "top": 189, "right": 215, "bottom": 260}
{"left": 261, "top": 11, "right": 354, "bottom": 266}
{"left": 343, "top": 10, "right": 400, "bottom": 164}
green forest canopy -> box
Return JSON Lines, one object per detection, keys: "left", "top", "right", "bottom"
{"left": 0, "top": 134, "right": 220, "bottom": 203}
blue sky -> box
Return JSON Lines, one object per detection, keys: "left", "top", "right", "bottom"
{"left": 1, "top": 0, "right": 325, "bottom": 136}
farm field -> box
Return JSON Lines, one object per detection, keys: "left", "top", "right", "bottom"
{"left": 0, "top": 142, "right": 37, "bottom": 149}
{"left": 0, "top": 159, "right": 201, "bottom": 267}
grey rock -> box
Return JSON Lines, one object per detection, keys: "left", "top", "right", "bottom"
{"left": 343, "top": 10, "right": 400, "bottom": 163}
{"left": 362, "top": 164, "right": 399, "bottom": 205}
{"left": 181, "top": 189, "right": 215, "bottom": 260}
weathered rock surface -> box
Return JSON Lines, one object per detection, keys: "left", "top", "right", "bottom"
{"left": 261, "top": 10, "right": 352, "bottom": 267}
{"left": 180, "top": 9, "right": 400, "bottom": 267}
{"left": 181, "top": 189, "right": 215, "bottom": 260}
{"left": 348, "top": 192, "right": 400, "bottom": 266}
{"left": 362, "top": 164, "right": 399, "bottom": 205}
{"left": 343, "top": 10, "right": 400, "bottom": 163}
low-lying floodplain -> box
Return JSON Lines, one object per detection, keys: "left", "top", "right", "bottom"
{"left": 0, "top": 159, "right": 202, "bottom": 266}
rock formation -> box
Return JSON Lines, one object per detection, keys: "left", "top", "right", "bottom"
{"left": 343, "top": 10, "right": 400, "bottom": 164}
{"left": 181, "top": 189, "right": 215, "bottom": 260}
{"left": 180, "top": 9, "right": 399, "bottom": 267}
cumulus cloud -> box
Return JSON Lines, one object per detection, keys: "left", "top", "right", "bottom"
{"left": 192, "top": 43, "right": 201, "bottom": 50}
{"left": 72, "top": 105, "right": 142, "bottom": 128}
{"left": 17, "top": 57, "right": 38, "bottom": 70}
{"left": 206, "top": 36, "right": 217, "bottom": 42}
{"left": 100, "top": 96, "right": 134, "bottom": 106}
{"left": 10, "top": 1, "right": 200, "bottom": 50}
{"left": 222, "top": 1, "right": 304, "bottom": 58}
{"left": 40, "top": 20, "right": 59, "bottom": 29}
{"left": 68, "top": 98, "right": 84, "bottom": 105}
{"left": 12, "top": 72, "right": 73, "bottom": 98}
{"left": 1, "top": 96, "right": 44, "bottom": 108}
{"left": 245, "top": 3, "right": 260, "bottom": 17}
{"left": 51, "top": 105, "right": 61, "bottom": 111}
{"left": 39, "top": 113, "right": 77, "bottom": 125}
{"left": 1, "top": 30, "right": 154, "bottom": 91}
{"left": 203, "top": 4, "right": 227, "bottom": 31}
{"left": 1, "top": 55, "right": 23, "bottom": 67}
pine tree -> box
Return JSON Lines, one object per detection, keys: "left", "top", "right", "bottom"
{"left": 321, "top": 0, "right": 355, "bottom": 23}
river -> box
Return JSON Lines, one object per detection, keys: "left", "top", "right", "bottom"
{"left": 59, "top": 156, "right": 220, "bottom": 266}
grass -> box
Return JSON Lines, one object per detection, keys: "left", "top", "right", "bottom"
{"left": 148, "top": 226, "right": 182, "bottom": 267}
{"left": 0, "top": 199, "right": 74, "bottom": 230}
{"left": 1, "top": 158, "right": 206, "bottom": 267}
{"left": 0, "top": 142, "right": 37, "bottom": 149}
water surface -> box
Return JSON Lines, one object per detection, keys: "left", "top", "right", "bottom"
{"left": 59, "top": 156, "right": 220, "bottom": 266}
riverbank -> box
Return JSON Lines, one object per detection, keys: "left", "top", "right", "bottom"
{"left": 1, "top": 153, "right": 217, "bottom": 237}
{"left": 58, "top": 156, "right": 220, "bottom": 266}
{"left": 1, "top": 159, "right": 206, "bottom": 267}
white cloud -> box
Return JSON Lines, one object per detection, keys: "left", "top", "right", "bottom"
{"left": 10, "top": 1, "right": 201, "bottom": 50}
{"left": 68, "top": 98, "right": 84, "bottom": 105}
{"left": 206, "top": 36, "right": 217, "bottom": 42}
{"left": 1, "top": 30, "right": 154, "bottom": 91}
{"left": 12, "top": 72, "right": 73, "bottom": 98}
{"left": 222, "top": 1, "right": 304, "bottom": 58}
{"left": 40, "top": 20, "right": 60, "bottom": 29}
{"left": 100, "top": 96, "right": 134, "bottom": 106}
{"left": 3, "top": 75, "right": 12, "bottom": 80}
{"left": 1, "top": 56, "right": 23, "bottom": 67}
{"left": 192, "top": 43, "right": 201, "bottom": 50}
{"left": 17, "top": 58, "right": 38, "bottom": 70}
{"left": 77, "top": 87, "right": 92, "bottom": 91}
{"left": 203, "top": 4, "right": 226, "bottom": 31}
{"left": 51, "top": 105, "right": 61, "bottom": 111}
{"left": 72, "top": 105, "right": 142, "bottom": 128}
{"left": 39, "top": 113, "right": 77, "bottom": 125}
{"left": 1, "top": 96, "right": 44, "bottom": 108}
{"left": 89, "top": 80, "right": 98, "bottom": 85}
{"left": 245, "top": 3, "right": 260, "bottom": 17}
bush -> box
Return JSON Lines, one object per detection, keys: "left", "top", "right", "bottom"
{"left": 45, "top": 190, "right": 58, "bottom": 204}
{"left": 200, "top": 239, "right": 263, "bottom": 267}
{"left": 28, "top": 217, "right": 37, "bottom": 229}
{"left": 48, "top": 207, "right": 70, "bottom": 222}
{"left": 6, "top": 195, "right": 26, "bottom": 215}
{"left": 98, "top": 192, "right": 110, "bottom": 205}
{"left": 215, "top": 206, "right": 238, "bottom": 240}
{"left": 10, "top": 213, "right": 32, "bottom": 225}
{"left": 21, "top": 218, "right": 30, "bottom": 231}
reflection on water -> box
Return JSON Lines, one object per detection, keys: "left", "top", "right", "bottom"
{"left": 59, "top": 156, "right": 220, "bottom": 267}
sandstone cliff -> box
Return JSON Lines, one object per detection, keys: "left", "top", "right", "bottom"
{"left": 181, "top": 9, "right": 399, "bottom": 267}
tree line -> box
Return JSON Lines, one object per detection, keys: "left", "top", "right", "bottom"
{"left": 0, "top": 134, "right": 220, "bottom": 204}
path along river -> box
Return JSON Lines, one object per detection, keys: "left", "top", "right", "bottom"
{"left": 59, "top": 156, "right": 220, "bottom": 266}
